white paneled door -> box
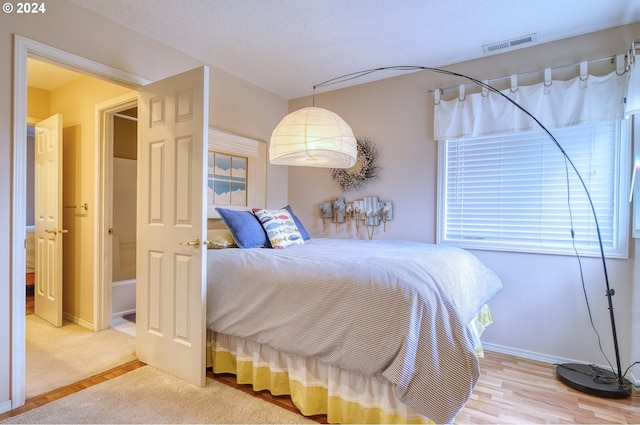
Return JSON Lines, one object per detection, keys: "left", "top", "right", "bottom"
{"left": 34, "top": 114, "right": 64, "bottom": 328}
{"left": 136, "top": 66, "right": 209, "bottom": 386}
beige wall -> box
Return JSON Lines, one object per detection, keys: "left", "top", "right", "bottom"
{"left": 287, "top": 24, "right": 640, "bottom": 377}
{"left": 0, "top": 0, "right": 288, "bottom": 408}
{"left": 114, "top": 114, "right": 137, "bottom": 160}
{"left": 26, "top": 87, "right": 50, "bottom": 122}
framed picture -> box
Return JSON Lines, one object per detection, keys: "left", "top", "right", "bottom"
{"left": 207, "top": 128, "right": 266, "bottom": 218}
{"left": 208, "top": 153, "right": 247, "bottom": 207}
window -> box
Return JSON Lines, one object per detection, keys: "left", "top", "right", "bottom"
{"left": 437, "top": 120, "right": 631, "bottom": 258}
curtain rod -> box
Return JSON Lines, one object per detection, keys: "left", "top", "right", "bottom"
{"left": 433, "top": 36, "right": 640, "bottom": 95}
{"left": 430, "top": 54, "right": 623, "bottom": 95}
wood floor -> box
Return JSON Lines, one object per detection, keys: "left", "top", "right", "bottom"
{"left": 2, "top": 351, "right": 637, "bottom": 424}
{"left": 7, "top": 289, "right": 638, "bottom": 423}
{"left": 457, "top": 352, "right": 638, "bottom": 424}
{"left": 0, "top": 360, "right": 146, "bottom": 421}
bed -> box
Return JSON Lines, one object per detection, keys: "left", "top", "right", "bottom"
{"left": 205, "top": 209, "right": 502, "bottom": 424}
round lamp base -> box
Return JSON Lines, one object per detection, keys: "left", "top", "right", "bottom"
{"left": 556, "top": 363, "right": 632, "bottom": 399}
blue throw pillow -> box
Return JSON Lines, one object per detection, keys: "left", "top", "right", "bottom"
{"left": 283, "top": 205, "right": 311, "bottom": 241}
{"left": 215, "top": 208, "right": 270, "bottom": 248}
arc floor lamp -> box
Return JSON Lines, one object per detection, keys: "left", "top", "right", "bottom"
{"left": 270, "top": 57, "right": 639, "bottom": 398}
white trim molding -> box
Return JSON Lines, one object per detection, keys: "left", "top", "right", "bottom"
{"left": 11, "top": 34, "right": 148, "bottom": 411}
{"left": 483, "top": 343, "right": 639, "bottom": 387}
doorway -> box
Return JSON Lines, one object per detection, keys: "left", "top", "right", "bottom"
{"left": 23, "top": 61, "right": 137, "bottom": 397}
{"left": 26, "top": 58, "right": 137, "bottom": 329}
{"left": 11, "top": 35, "right": 148, "bottom": 409}
{"left": 106, "top": 106, "right": 138, "bottom": 335}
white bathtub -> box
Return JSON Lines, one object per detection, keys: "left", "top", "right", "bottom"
{"left": 112, "top": 234, "right": 136, "bottom": 318}
{"left": 112, "top": 278, "right": 136, "bottom": 318}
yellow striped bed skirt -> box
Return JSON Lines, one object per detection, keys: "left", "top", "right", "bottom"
{"left": 206, "top": 305, "right": 492, "bottom": 424}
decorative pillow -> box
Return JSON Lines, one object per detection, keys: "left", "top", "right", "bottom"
{"left": 282, "top": 205, "right": 311, "bottom": 241}
{"left": 215, "top": 208, "right": 270, "bottom": 249}
{"left": 252, "top": 208, "right": 304, "bottom": 249}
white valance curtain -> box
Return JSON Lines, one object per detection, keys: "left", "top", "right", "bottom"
{"left": 625, "top": 59, "right": 640, "bottom": 117}
{"left": 434, "top": 70, "right": 628, "bottom": 140}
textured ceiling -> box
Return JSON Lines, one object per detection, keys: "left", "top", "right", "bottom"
{"left": 66, "top": 0, "right": 640, "bottom": 99}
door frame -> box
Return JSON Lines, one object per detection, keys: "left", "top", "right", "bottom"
{"left": 94, "top": 93, "right": 139, "bottom": 332}
{"left": 11, "top": 35, "right": 149, "bottom": 409}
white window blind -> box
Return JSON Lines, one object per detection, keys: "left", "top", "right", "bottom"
{"left": 437, "top": 121, "right": 630, "bottom": 257}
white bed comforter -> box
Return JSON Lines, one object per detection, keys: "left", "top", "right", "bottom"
{"left": 206, "top": 238, "right": 502, "bottom": 423}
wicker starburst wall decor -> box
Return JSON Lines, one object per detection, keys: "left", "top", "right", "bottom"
{"left": 331, "top": 137, "right": 379, "bottom": 192}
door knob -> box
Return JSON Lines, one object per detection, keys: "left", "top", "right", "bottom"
{"left": 45, "top": 228, "right": 69, "bottom": 235}
{"left": 179, "top": 238, "right": 201, "bottom": 249}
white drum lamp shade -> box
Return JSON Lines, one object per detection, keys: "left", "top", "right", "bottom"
{"left": 269, "top": 107, "right": 358, "bottom": 168}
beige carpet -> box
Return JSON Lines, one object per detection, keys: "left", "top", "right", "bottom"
{"left": 26, "top": 315, "right": 136, "bottom": 398}
{"left": 4, "top": 365, "right": 317, "bottom": 424}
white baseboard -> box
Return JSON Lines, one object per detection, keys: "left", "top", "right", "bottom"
{"left": 483, "top": 342, "right": 639, "bottom": 387}
{"left": 62, "top": 312, "right": 94, "bottom": 331}
{"left": 483, "top": 342, "right": 570, "bottom": 364}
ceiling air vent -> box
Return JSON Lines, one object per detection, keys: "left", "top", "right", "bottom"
{"left": 482, "top": 33, "right": 537, "bottom": 54}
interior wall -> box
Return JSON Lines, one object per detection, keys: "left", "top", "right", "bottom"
{"left": 27, "top": 86, "right": 50, "bottom": 121}
{"left": 208, "top": 63, "right": 289, "bottom": 210}
{"left": 113, "top": 113, "right": 137, "bottom": 159}
{"left": 287, "top": 24, "right": 640, "bottom": 377}
{"left": 1, "top": 0, "right": 289, "bottom": 408}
